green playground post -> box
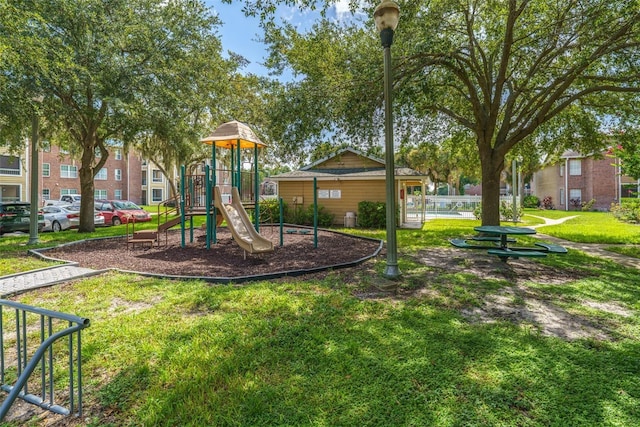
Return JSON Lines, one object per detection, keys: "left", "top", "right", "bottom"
{"left": 205, "top": 164, "right": 211, "bottom": 249}
{"left": 279, "top": 197, "right": 284, "bottom": 247}
{"left": 254, "top": 143, "right": 259, "bottom": 231}
{"left": 236, "top": 139, "right": 241, "bottom": 196}
{"left": 180, "top": 165, "right": 186, "bottom": 248}
{"left": 313, "top": 177, "right": 318, "bottom": 248}
{"left": 190, "top": 213, "right": 194, "bottom": 242}
{"left": 212, "top": 144, "right": 217, "bottom": 244}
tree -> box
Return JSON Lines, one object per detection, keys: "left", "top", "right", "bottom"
{"left": 252, "top": 0, "right": 640, "bottom": 225}
{"left": 1, "top": 0, "right": 233, "bottom": 231}
{"left": 609, "top": 131, "right": 640, "bottom": 181}
{"left": 402, "top": 128, "right": 480, "bottom": 195}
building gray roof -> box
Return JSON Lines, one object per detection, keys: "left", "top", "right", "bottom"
{"left": 270, "top": 167, "right": 427, "bottom": 181}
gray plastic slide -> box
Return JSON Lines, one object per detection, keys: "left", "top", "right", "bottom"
{"left": 214, "top": 186, "right": 274, "bottom": 254}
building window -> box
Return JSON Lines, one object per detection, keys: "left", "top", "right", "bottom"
{"left": 142, "top": 176, "right": 147, "bottom": 186}
{"left": 42, "top": 188, "right": 50, "bottom": 200}
{"left": 42, "top": 163, "right": 50, "bottom": 177}
{"left": 152, "top": 188, "right": 163, "bottom": 202}
{"left": 559, "top": 165, "right": 564, "bottom": 177}
{"left": 569, "top": 159, "right": 581, "bottom": 176}
{"left": 61, "top": 189, "right": 79, "bottom": 196}
{"left": 94, "top": 147, "right": 102, "bottom": 157}
{"left": 569, "top": 189, "right": 582, "bottom": 203}
{"left": 94, "top": 189, "right": 107, "bottom": 199}
{"left": 114, "top": 189, "right": 122, "bottom": 200}
{"left": 115, "top": 169, "right": 122, "bottom": 181}
{"left": 115, "top": 149, "right": 122, "bottom": 160}
{"left": 152, "top": 169, "right": 163, "bottom": 183}
{"left": 559, "top": 188, "right": 565, "bottom": 206}
{"left": 318, "top": 189, "right": 341, "bottom": 199}
{"left": 60, "top": 165, "right": 78, "bottom": 178}
{"left": 95, "top": 168, "right": 108, "bottom": 180}
{"left": 0, "top": 155, "right": 21, "bottom": 176}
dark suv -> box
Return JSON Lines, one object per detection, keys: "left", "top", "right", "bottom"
{"left": 0, "top": 202, "right": 45, "bottom": 235}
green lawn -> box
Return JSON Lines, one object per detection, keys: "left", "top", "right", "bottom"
{"left": 0, "top": 211, "right": 639, "bottom": 426}
{"left": 525, "top": 210, "right": 640, "bottom": 244}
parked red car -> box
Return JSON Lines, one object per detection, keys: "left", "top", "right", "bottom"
{"left": 95, "top": 200, "right": 151, "bottom": 226}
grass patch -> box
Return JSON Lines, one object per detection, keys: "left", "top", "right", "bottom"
{"left": 9, "top": 260, "right": 639, "bottom": 426}
{"left": 525, "top": 210, "right": 640, "bottom": 244}
{"left": 1, "top": 211, "right": 639, "bottom": 425}
{"left": 605, "top": 245, "right": 640, "bottom": 258}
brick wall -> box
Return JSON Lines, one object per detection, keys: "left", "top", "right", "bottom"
{"left": 41, "top": 147, "right": 143, "bottom": 204}
{"left": 533, "top": 153, "right": 632, "bottom": 211}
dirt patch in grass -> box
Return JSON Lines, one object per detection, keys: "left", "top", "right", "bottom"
{"left": 352, "top": 247, "right": 628, "bottom": 342}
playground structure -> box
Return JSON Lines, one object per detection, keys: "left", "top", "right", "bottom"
{"left": 149, "top": 120, "right": 274, "bottom": 255}
{"left": 133, "top": 120, "right": 321, "bottom": 254}
{"left": 215, "top": 186, "right": 273, "bottom": 257}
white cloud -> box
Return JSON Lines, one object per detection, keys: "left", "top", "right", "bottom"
{"left": 334, "top": 0, "right": 352, "bottom": 18}
{"left": 333, "top": 0, "right": 367, "bottom": 22}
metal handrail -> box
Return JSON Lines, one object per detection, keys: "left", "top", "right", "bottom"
{"left": 0, "top": 300, "right": 90, "bottom": 420}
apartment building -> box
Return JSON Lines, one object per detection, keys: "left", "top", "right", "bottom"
{"left": 141, "top": 160, "right": 179, "bottom": 205}
{"left": 1, "top": 140, "right": 173, "bottom": 206}
{"left": 0, "top": 147, "right": 25, "bottom": 202}
{"left": 531, "top": 150, "right": 637, "bottom": 211}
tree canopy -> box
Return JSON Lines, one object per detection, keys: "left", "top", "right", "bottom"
{"left": 252, "top": 0, "right": 640, "bottom": 224}
{"left": 1, "top": 0, "right": 235, "bottom": 231}
{"left": 610, "top": 131, "right": 640, "bottom": 181}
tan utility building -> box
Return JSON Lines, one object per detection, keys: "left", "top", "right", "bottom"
{"left": 270, "top": 148, "right": 430, "bottom": 227}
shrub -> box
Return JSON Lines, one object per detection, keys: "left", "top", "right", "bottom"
{"left": 473, "top": 202, "right": 523, "bottom": 221}
{"left": 473, "top": 203, "right": 482, "bottom": 220}
{"left": 500, "top": 201, "right": 523, "bottom": 222}
{"left": 358, "top": 201, "right": 387, "bottom": 228}
{"left": 541, "top": 196, "right": 554, "bottom": 209}
{"left": 284, "top": 203, "right": 334, "bottom": 227}
{"left": 581, "top": 199, "right": 596, "bottom": 211}
{"left": 523, "top": 195, "right": 540, "bottom": 208}
{"left": 258, "top": 198, "right": 281, "bottom": 223}
{"left": 611, "top": 200, "right": 640, "bottom": 223}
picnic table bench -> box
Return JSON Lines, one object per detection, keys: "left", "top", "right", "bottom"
{"left": 487, "top": 248, "right": 547, "bottom": 262}
{"left": 449, "top": 225, "right": 567, "bottom": 262}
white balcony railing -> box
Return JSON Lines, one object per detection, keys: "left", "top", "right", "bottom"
{"left": 0, "top": 168, "right": 21, "bottom": 176}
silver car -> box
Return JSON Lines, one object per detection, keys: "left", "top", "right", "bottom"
{"left": 41, "top": 205, "right": 105, "bottom": 232}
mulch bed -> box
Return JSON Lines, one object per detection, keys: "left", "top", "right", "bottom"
{"left": 42, "top": 225, "right": 382, "bottom": 281}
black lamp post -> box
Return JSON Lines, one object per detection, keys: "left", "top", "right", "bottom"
{"left": 28, "top": 96, "right": 44, "bottom": 245}
{"left": 374, "top": 1, "right": 401, "bottom": 279}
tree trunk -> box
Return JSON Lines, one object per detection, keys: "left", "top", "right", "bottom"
{"left": 78, "top": 149, "right": 96, "bottom": 233}
{"left": 480, "top": 151, "right": 505, "bottom": 226}
{"left": 77, "top": 132, "right": 107, "bottom": 233}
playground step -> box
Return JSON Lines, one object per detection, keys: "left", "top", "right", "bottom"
{"left": 158, "top": 216, "right": 182, "bottom": 232}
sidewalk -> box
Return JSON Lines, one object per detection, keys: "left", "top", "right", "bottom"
{"left": 0, "top": 264, "right": 106, "bottom": 297}
{"left": 534, "top": 233, "right": 640, "bottom": 269}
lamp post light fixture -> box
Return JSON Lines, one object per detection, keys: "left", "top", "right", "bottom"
{"left": 28, "top": 96, "right": 44, "bottom": 245}
{"left": 374, "top": 1, "right": 401, "bottom": 279}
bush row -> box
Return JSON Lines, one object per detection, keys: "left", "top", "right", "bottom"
{"left": 258, "top": 199, "right": 335, "bottom": 227}
{"left": 611, "top": 198, "right": 640, "bottom": 223}
{"left": 257, "top": 199, "right": 397, "bottom": 228}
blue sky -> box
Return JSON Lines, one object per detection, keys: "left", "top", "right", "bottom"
{"left": 205, "top": 1, "right": 367, "bottom": 77}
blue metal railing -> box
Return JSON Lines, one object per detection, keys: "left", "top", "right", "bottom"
{"left": 0, "top": 300, "right": 90, "bottom": 420}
